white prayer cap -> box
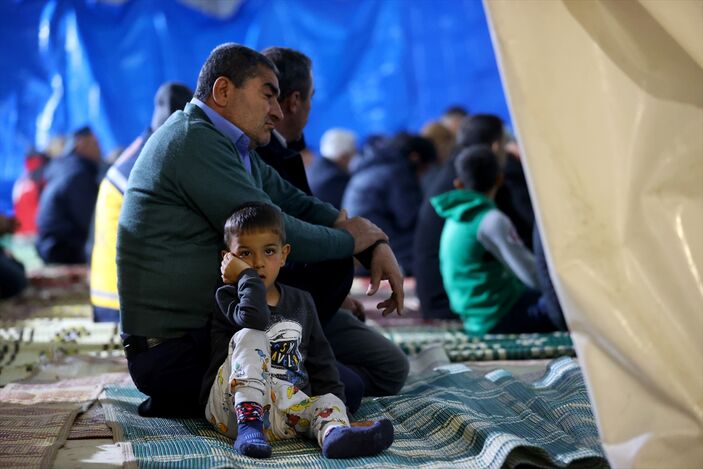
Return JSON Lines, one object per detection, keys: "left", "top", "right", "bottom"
{"left": 319, "top": 128, "right": 357, "bottom": 161}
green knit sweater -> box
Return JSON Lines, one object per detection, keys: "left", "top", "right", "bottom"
{"left": 431, "top": 189, "right": 525, "bottom": 335}
{"left": 117, "top": 103, "right": 353, "bottom": 338}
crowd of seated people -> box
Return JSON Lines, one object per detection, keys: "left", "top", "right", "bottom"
{"left": 1, "top": 81, "right": 565, "bottom": 340}
{"left": 303, "top": 106, "right": 565, "bottom": 335}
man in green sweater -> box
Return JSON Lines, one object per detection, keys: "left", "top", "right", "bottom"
{"left": 117, "top": 43, "right": 404, "bottom": 417}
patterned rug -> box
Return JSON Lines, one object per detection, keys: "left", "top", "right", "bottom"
{"left": 102, "top": 357, "right": 607, "bottom": 469}
{"left": 0, "top": 373, "right": 129, "bottom": 469}
{"left": 0, "top": 264, "right": 91, "bottom": 321}
{"left": 0, "top": 318, "right": 123, "bottom": 386}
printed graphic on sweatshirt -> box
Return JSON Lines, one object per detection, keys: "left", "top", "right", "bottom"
{"left": 266, "top": 320, "right": 304, "bottom": 386}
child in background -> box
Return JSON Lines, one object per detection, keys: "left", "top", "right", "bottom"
{"left": 431, "top": 145, "right": 567, "bottom": 335}
{"left": 204, "top": 201, "right": 393, "bottom": 459}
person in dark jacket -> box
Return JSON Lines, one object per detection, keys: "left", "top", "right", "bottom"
{"left": 36, "top": 126, "right": 101, "bottom": 264}
{"left": 307, "top": 128, "right": 357, "bottom": 210}
{"left": 343, "top": 133, "right": 436, "bottom": 275}
{"left": 256, "top": 47, "right": 409, "bottom": 410}
{"left": 0, "top": 214, "right": 27, "bottom": 299}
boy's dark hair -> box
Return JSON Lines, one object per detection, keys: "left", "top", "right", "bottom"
{"left": 456, "top": 114, "right": 504, "bottom": 148}
{"left": 261, "top": 47, "right": 312, "bottom": 101}
{"left": 454, "top": 145, "right": 500, "bottom": 193}
{"left": 194, "top": 43, "right": 279, "bottom": 101}
{"left": 224, "top": 201, "right": 286, "bottom": 247}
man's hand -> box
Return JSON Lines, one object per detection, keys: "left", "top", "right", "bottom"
{"left": 366, "top": 243, "right": 404, "bottom": 316}
{"left": 341, "top": 295, "right": 366, "bottom": 321}
{"left": 334, "top": 216, "right": 388, "bottom": 254}
{"left": 220, "top": 251, "right": 251, "bottom": 284}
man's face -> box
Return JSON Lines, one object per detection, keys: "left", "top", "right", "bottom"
{"left": 227, "top": 230, "right": 290, "bottom": 293}
{"left": 225, "top": 66, "right": 283, "bottom": 147}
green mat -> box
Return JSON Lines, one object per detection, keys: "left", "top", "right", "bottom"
{"left": 380, "top": 325, "right": 575, "bottom": 361}
{"left": 102, "top": 357, "right": 607, "bottom": 469}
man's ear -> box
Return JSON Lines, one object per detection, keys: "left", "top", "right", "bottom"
{"left": 211, "top": 77, "right": 231, "bottom": 107}
{"left": 285, "top": 91, "right": 301, "bottom": 114}
{"left": 453, "top": 178, "right": 464, "bottom": 189}
{"left": 280, "top": 244, "right": 291, "bottom": 265}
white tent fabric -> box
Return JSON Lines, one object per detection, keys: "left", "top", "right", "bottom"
{"left": 484, "top": 1, "right": 703, "bottom": 467}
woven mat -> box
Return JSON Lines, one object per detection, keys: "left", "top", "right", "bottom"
{"left": 0, "top": 373, "right": 128, "bottom": 469}
{"left": 67, "top": 401, "right": 113, "bottom": 440}
{"left": 102, "top": 357, "right": 606, "bottom": 469}
{"left": 378, "top": 322, "right": 575, "bottom": 361}
{"left": 0, "top": 318, "right": 123, "bottom": 385}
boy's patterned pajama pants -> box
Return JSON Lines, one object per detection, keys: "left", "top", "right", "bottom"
{"left": 205, "top": 328, "right": 349, "bottom": 448}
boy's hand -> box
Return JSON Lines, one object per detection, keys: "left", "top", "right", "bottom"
{"left": 220, "top": 251, "right": 251, "bottom": 284}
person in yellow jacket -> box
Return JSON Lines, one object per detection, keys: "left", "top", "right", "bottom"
{"left": 90, "top": 82, "right": 192, "bottom": 322}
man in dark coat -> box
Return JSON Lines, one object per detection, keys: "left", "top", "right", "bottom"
{"left": 256, "top": 47, "right": 409, "bottom": 411}
{"left": 36, "top": 126, "right": 101, "bottom": 264}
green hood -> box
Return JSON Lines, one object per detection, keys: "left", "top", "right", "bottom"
{"left": 430, "top": 189, "right": 494, "bottom": 222}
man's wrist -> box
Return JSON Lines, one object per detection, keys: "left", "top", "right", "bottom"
{"left": 369, "top": 239, "right": 388, "bottom": 252}
{"left": 355, "top": 239, "right": 388, "bottom": 269}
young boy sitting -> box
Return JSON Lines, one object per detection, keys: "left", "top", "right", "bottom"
{"left": 204, "top": 201, "right": 394, "bottom": 459}
{"left": 430, "top": 145, "right": 567, "bottom": 335}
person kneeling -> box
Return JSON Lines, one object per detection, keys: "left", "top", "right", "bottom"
{"left": 205, "top": 202, "right": 393, "bottom": 459}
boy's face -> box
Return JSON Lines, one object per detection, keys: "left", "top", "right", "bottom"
{"left": 228, "top": 230, "right": 290, "bottom": 292}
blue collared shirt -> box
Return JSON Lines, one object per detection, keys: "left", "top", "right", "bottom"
{"left": 191, "top": 97, "right": 252, "bottom": 173}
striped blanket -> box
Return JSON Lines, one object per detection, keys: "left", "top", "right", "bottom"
{"left": 102, "top": 357, "right": 607, "bottom": 468}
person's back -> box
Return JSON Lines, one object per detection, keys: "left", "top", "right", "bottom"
{"left": 432, "top": 187, "right": 525, "bottom": 334}
{"left": 308, "top": 157, "right": 349, "bottom": 209}
{"left": 307, "top": 128, "right": 356, "bottom": 210}
{"left": 36, "top": 127, "right": 101, "bottom": 264}
{"left": 343, "top": 134, "right": 434, "bottom": 275}
{"left": 90, "top": 82, "right": 192, "bottom": 322}
{"left": 431, "top": 145, "right": 565, "bottom": 335}
{"left": 413, "top": 114, "right": 506, "bottom": 319}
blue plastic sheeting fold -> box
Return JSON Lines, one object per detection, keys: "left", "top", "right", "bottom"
{"left": 0, "top": 0, "right": 509, "bottom": 212}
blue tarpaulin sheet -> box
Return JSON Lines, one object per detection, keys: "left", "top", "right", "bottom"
{"left": 0, "top": 0, "right": 509, "bottom": 212}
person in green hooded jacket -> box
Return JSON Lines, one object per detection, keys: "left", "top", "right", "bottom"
{"left": 430, "top": 145, "right": 567, "bottom": 335}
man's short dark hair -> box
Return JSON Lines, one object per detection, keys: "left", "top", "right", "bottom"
{"left": 457, "top": 114, "right": 504, "bottom": 148}
{"left": 261, "top": 47, "right": 312, "bottom": 101}
{"left": 224, "top": 201, "right": 286, "bottom": 247}
{"left": 194, "top": 43, "right": 278, "bottom": 101}
{"left": 454, "top": 145, "right": 500, "bottom": 193}
{"left": 443, "top": 105, "right": 469, "bottom": 118}
{"left": 387, "top": 132, "right": 437, "bottom": 168}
